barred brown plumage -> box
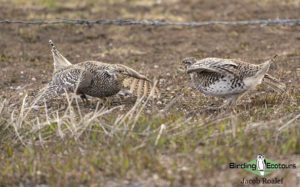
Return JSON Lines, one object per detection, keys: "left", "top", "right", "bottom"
{"left": 34, "top": 40, "right": 159, "bottom": 106}
{"left": 182, "top": 56, "right": 286, "bottom": 109}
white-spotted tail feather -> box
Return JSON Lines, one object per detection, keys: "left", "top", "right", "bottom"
{"left": 123, "top": 77, "right": 160, "bottom": 98}
{"left": 263, "top": 74, "right": 286, "bottom": 93}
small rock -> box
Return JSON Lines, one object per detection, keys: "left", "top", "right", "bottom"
{"left": 31, "top": 77, "right": 37, "bottom": 81}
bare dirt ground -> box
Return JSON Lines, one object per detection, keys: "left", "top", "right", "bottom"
{"left": 0, "top": 0, "right": 300, "bottom": 186}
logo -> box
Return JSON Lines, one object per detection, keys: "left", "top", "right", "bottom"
{"left": 240, "top": 154, "right": 280, "bottom": 176}
{"left": 229, "top": 154, "right": 297, "bottom": 184}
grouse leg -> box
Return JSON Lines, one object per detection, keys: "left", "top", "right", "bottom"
{"left": 80, "top": 94, "right": 90, "bottom": 105}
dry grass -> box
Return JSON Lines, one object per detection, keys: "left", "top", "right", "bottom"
{"left": 0, "top": 85, "right": 299, "bottom": 186}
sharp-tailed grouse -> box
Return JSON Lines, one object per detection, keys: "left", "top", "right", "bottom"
{"left": 35, "top": 40, "right": 158, "bottom": 106}
{"left": 182, "top": 56, "right": 285, "bottom": 108}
